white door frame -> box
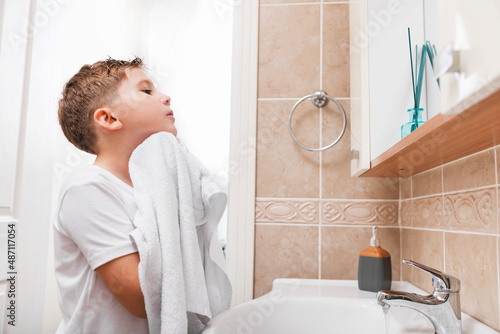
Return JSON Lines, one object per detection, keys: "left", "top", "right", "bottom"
{"left": 226, "top": 0, "right": 259, "bottom": 306}
{"left": 1, "top": 0, "right": 59, "bottom": 333}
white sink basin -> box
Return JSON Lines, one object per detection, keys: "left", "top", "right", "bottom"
{"left": 203, "top": 279, "right": 499, "bottom": 334}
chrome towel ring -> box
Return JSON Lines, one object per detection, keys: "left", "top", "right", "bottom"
{"left": 288, "top": 90, "right": 347, "bottom": 152}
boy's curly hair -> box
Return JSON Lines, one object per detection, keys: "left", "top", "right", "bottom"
{"left": 58, "top": 57, "right": 144, "bottom": 154}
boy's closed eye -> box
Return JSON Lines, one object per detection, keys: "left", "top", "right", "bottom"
{"left": 137, "top": 79, "right": 156, "bottom": 95}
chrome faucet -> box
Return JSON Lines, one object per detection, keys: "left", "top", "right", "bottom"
{"left": 376, "top": 260, "right": 461, "bottom": 334}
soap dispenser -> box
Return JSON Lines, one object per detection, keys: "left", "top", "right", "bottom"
{"left": 358, "top": 226, "right": 392, "bottom": 292}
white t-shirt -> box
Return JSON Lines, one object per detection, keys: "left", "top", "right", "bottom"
{"left": 53, "top": 165, "right": 149, "bottom": 334}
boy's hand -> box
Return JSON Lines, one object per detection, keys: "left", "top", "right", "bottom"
{"left": 95, "top": 252, "right": 147, "bottom": 318}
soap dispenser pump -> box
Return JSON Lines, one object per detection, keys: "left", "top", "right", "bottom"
{"left": 358, "top": 226, "right": 392, "bottom": 292}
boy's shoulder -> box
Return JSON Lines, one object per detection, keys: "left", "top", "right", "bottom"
{"left": 56, "top": 165, "right": 136, "bottom": 229}
{"left": 59, "top": 165, "right": 132, "bottom": 201}
{"left": 61, "top": 165, "right": 109, "bottom": 191}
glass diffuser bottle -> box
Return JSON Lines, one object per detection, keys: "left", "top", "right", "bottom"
{"left": 401, "top": 107, "right": 425, "bottom": 139}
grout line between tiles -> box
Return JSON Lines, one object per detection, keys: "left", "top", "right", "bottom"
{"left": 319, "top": 0, "right": 323, "bottom": 200}
{"left": 442, "top": 193, "right": 446, "bottom": 272}
{"left": 495, "top": 148, "right": 498, "bottom": 186}
{"left": 256, "top": 196, "right": 318, "bottom": 201}
{"left": 319, "top": 112, "right": 323, "bottom": 200}
{"left": 318, "top": 105, "right": 322, "bottom": 279}
{"left": 255, "top": 222, "right": 320, "bottom": 227}
{"left": 409, "top": 180, "right": 413, "bottom": 228}
{"left": 410, "top": 175, "right": 413, "bottom": 199}
{"left": 495, "top": 149, "right": 499, "bottom": 235}
{"left": 255, "top": 222, "right": 402, "bottom": 228}
{"left": 442, "top": 185, "right": 498, "bottom": 197}
{"left": 319, "top": 0, "right": 323, "bottom": 92}
{"left": 440, "top": 166, "right": 444, "bottom": 193}
{"left": 318, "top": 0, "right": 323, "bottom": 281}
{"left": 258, "top": 97, "right": 308, "bottom": 101}
{"left": 260, "top": 1, "right": 354, "bottom": 7}
{"left": 320, "top": 224, "right": 398, "bottom": 229}
{"left": 408, "top": 184, "right": 498, "bottom": 201}
{"left": 399, "top": 177, "right": 402, "bottom": 203}
{"left": 400, "top": 226, "right": 498, "bottom": 237}
{"left": 497, "top": 235, "right": 500, "bottom": 327}
{"left": 318, "top": 223, "right": 322, "bottom": 279}
{"left": 399, "top": 178, "right": 403, "bottom": 281}
{"left": 257, "top": 97, "right": 352, "bottom": 101}
{"left": 319, "top": 198, "right": 399, "bottom": 202}
{"left": 324, "top": 1, "right": 354, "bottom": 4}
{"left": 441, "top": 166, "right": 446, "bottom": 272}
{"left": 443, "top": 229, "right": 446, "bottom": 272}
{"left": 496, "top": 149, "right": 499, "bottom": 237}
{"left": 260, "top": 2, "right": 321, "bottom": 7}
{"left": 255, "top": 196, "right": 399, "bottom": 202}
{"left": 496, "top": 148, "right": 500, "bottom": 325}
{"left": 399, "top": 225, "right": 403, "bottom": 281}
{"left": 319, "top": 116, "right": 322, "bottom": 280}
{"left": 409, "top": 227, "right": 413, "bottom": 283}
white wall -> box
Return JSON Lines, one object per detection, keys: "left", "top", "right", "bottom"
{"left": 147, "top": 0, "right": 233, "bottom": 240}
{"left": 0, "top": 0, "right": 54, "bottom": 333}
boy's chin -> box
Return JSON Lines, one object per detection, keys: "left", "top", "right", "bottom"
{"left": 159, "top": 128, "right": 177, "bottom": 137}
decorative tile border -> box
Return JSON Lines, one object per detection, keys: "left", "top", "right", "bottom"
{"left": 444, "top": 188, "right": 497, "bottom": 233}
{"left": 400, "top": 200, "right": 412, "bottom": 226}
{"left": 321, "top": 200, "right": 398, "bottom": 226}
{"left": 255, "top": 199, "right": 319, "bottom": 223}
{"left": 412, "top": 196, "right": 443, "bottom": 229}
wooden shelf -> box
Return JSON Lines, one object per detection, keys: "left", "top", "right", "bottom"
{"left": 361, "top": 89, "right": 500, "bottom": 178}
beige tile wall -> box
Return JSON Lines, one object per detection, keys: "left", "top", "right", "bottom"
{"left": 254, "top": 1, "right": 500, "bottom": 331}
{"left": 254, "top": 1, "right": 399, "bottom": 298}
{"left": 401, "top": 148, "right": 500, "bottom": 331}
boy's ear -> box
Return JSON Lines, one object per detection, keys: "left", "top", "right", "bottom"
{"left": 93, "top": 108, "right": 123, "bottom": 131}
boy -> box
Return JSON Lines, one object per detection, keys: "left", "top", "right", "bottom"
{"left": 54, "top": 57, "right": 175, "bottom": 333}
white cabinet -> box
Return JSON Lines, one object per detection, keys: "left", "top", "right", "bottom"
{"left": 349, "top": 0, "right": 439, "bottom": 176}
{"left": 349, "top": 0, "right": 500, "bottom": 177}
{"left": 436, "top": 0, "right": 500, "bottom": 115}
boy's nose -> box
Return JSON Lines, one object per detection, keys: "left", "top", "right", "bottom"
{"left": 161, "top": 95, "right": 171, "bottom": 106}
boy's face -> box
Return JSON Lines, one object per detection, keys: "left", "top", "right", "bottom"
{"left": 112, "top": 68, "right": 177, "bottom": 143}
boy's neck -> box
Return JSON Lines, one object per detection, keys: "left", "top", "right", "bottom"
{"left": 93, "top": 152, "right": 133, "bottom": 188}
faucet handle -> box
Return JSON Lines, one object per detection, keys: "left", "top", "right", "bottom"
{"left": 403, "top": 259, "right": 460, "bottom": 292}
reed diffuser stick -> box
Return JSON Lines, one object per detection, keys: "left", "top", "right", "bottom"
{"left": 415, "top": 44, "right": 427, "bottom": 110}
{"left": 408, "top": 28, "right": 416, "bottom": 106}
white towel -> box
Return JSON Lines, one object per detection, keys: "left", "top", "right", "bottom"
{"left": 129, "top": 132, "right": 232, "bottom": 334}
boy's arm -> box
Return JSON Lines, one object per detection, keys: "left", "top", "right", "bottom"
{"left": 95, "top": 252, "right": 147, "bottom": 319}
